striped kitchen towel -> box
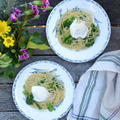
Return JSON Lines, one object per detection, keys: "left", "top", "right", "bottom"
{"left": 67, "top": 50, "right": 120, "bottom": 120}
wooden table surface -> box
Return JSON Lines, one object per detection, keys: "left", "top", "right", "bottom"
{"left": 0, "top": 0, "right": 120, "bottom": 120}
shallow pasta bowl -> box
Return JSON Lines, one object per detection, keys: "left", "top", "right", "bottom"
{"left": 46, "top": 0, "right": 111, "bottom": 63}
{"left": 12, "top": 61, "right": 75, "bottom": 120}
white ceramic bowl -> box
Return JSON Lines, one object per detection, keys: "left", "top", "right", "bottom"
{"left": 12, "top": 61, "right": 75, "bottom": 120}
{"left": 46, "top": 0, "right": 111, "bottom": 63}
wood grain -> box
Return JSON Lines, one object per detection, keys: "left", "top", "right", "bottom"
{"left": 0, "top": 112, "right": 66, "bottom": 120}
{"left": 17, "top": 0, "right": 120, "bottom": 25}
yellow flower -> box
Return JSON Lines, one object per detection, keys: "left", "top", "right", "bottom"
{"left": 0, "top": 20, "right": 11, "bottom": 35}
{"left": 0, "top": 33, "right": 6, "bottom": 39}
{"left": 0, "top": 52, "right": 2, "bottom": 56}
{"left": 3, "top": 36, "right": 14, "bottom": 48}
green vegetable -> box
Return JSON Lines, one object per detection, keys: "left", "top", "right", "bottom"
{"left": 52, "top": 77, "right": 56, "bottom": 81}
{"left": 85, "top": 41, "right": 94, "bottom": 47}
{"left": 49, "top": 83, "right": 56, "bottom": 90}
{"left": 26, "top": 94, "right": 34, "bottom": 105}
{"left": 23, "top": 90, "right": 42, "bottom": 109}
{"left": 91, "top": 23, "right": 95, "bottom": 28}
{"left": 91, "top": 23, "right": 99, "bottom": 33}
{"left": 63, "top": 16, "right": 75, "bottom": 28}
{"left": 62, "top": 33, "right": 72, "bottom": 44}
{"left": 79, "top": 16, "right": 83, "bottom": 20}
{"left": 34, "top": 102, "right": 42, "bottom": 110}
{"left": 56, "top": 84, "right": 59, "bottom": 88}
{"left": 23, "top": 90, "right": 34, "bottom": 105}
{"left": 47, "top": 102, "right": 54, "bottom": 111}
{"left": 40, "top": 80, "right": 45, "bottom": 83}
{"left": 85, "top": 23, "right": 99, "bottom": 47}
{"left": 23, "top": 90, "right": 30, "bottom": 96}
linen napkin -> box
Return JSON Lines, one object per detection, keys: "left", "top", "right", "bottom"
{"left": 67, "top": 50, "right": 120, "bottom": 120}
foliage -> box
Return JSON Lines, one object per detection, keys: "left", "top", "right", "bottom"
{"left": 0, "top": 0, "right": 52, "bottom": 79}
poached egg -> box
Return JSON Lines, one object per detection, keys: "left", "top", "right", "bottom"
{"left": 70, "top": 19, "right": 88, "bottom": 39}
{"left": 32, "top": 86, "right": 50, "bottom": 102}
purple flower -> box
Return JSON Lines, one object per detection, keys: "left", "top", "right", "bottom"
{"left": 41, "top": 0, "right": 50, "bottom": 12}
{"left": 10, "top": 14, "right": 17, "bottom": 22}
{"left": 13, "top": 8, "right": 21, "bottom": 17}
{"left": 29, "top": 3, "right": 39, "bottom": 18}
{"left": 18, "top": 49, "right": 29, "bottom": 61}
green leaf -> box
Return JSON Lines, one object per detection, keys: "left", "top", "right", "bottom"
{"left": 15, "top": 63, "right": 21, "bottom": 68}
{"left": 24, "top": 10, "right": 33, "bottom": 16}
{"left": 46, "top": 6, "right": 53, "bottom": 10}
{"left": 0, "top": 54, "right": 12, "bottom": 68}
{"left": 18, "top": 36, "right": 26, "bottom": 49}
{"left": 27, "top": 49, "right": 33, "bottom": 57}
{"left": 22, "top": 29, "right": 30, "bottom": 40}
{"left": 11, "top": 49, "right": 16, "bottom": 53}
{"left": 18, "top": 30, "right": 29, "bottom": 49}
{"left": 32, "top": 1, "right": 42, "bottom": 6}
{"left": 31, "top": 32, "right": 45, "bottom": 44}
{"left": 8, "top": 71, "right": 14, "bottom": 79}
{"left": 34, "top": 102, "right": 42, "bottom": 110}
{"left": 27, "top": 41, "right": 50, "bottom": 50}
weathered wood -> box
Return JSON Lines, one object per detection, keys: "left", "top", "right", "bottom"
{"left": 0, "top": 112, "right": 28, "bottom": 120}
{"left": 0, "top": 56, "right": 93, "bottom": 83}
{"left": 17, "top": 0, "right": 120, "bottom": 25}
{"left": 0, "top": 85, "right": 16, "bottom": 111}
{"left": 0, "top": 112, "right": 66, "bottom": 120}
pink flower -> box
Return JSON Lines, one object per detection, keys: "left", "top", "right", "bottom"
{"left": 29, "top": 3, "right": 39, "bottom": 18}
{"left": 10, "top": 14, "right": 17, "bottom": 22}
{"left": 41, "top": 0, "right": 50, "bottom": 12}
{"left": 18, "top": 49, "right": 29, "bottom": 60}
{"left": 13, "top": 8, "right": 21, "bottom": 17}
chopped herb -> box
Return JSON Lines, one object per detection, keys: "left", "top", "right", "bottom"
{"left": 40, "top": 80, "right": 45, "bottom": 83}
{"left": 63, "top": 16, "right": 75, "bottom": 28}
{"left": 49, "top": 83, "right": 56, "bottom": 90}
{"left": 34, "top": 102, "right": 42, "bottom": 110}
{"left": 26, "top": 94, "right": 34, "bottom": 105}
{"left": 85, "top": 41, "right": 94, "bottom": 47}
{"left": 23, "top": 90, "right": 30, "bottom": 97}
{"left": 62, "top": 33, "right": 72, "bottom": 44}
{"left": 56, "top": 84, "right": 59, "bottom": 88}
{"left": 79, "top": 16, "right": 83, "bottom": 20}
{"left": 23, "top": 90, "right": 35, "bottom": 105}
{"left": 91, "top": 23, "right": 95, "bottom": 28}
{"left": 47, "top": 102, "right": 54, "bottom": 111}
{"left": 85, "top": 23, "right": 99, "bottom": 47}
{"left": 52, "top": 77, "right": 56, "bottom": 81}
